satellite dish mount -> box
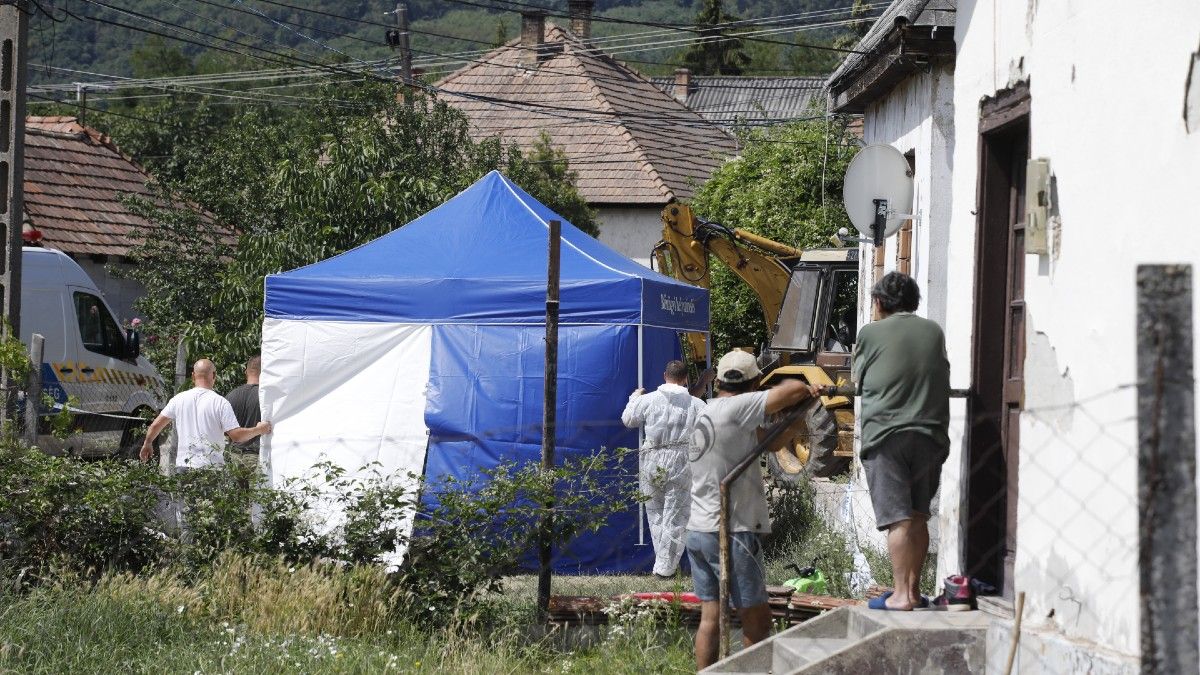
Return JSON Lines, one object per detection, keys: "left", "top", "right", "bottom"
{"left": 841, "top": 145, "right": 916, "bottom": 247}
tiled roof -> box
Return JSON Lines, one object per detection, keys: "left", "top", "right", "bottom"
{"left": 648, "top": 76, "right": 827, "bottom": 128}
{"left": 436, "top": 25, "right": 737, "bottom": 205}
{"left": 23, "top": 116, "right": 161, "bottom": 257}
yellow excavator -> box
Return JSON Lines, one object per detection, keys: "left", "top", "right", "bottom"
{"left": 654, "top": 203, "right": 858, "bottom": 480}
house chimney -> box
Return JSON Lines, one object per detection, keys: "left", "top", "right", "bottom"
{"left": 520, "top": 11, "right": 547, "bottom": 67}
{"left": 568, "top": 0, "right": 593, "bottom": 41}
{"left": 673, "top": 68, "right": 691, "bottom": 103}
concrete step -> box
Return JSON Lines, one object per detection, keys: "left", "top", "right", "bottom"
{"left": 772, "top": 636, "right": 854, "bottom": 670}
{"left": 704, "top": 605, "right": 991, "bottom": 675}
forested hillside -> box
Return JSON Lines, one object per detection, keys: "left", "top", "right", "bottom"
{"left": 27, "top": 0, "right": 872, "bottom": 82}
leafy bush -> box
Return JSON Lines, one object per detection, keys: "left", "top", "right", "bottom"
{"left": 0, "top": 444, "right": 170, "bottom": 578}
{"left": 0, "top": 438, "right": 635, "bottom": 626}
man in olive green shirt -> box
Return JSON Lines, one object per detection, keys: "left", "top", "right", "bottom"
{"left": 827, "top": 272, "right": 950, "bottom": 611}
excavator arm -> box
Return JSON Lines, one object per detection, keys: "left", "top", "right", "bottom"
{"left": 655, "top": 203, "right": 801, "bottom": 363}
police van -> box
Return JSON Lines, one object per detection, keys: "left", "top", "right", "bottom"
{"left": 22, "top": 246, "right": 164, "bottom": 456}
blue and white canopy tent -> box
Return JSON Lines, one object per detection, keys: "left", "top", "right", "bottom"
{"left": 260, "top": 171, "right": 709, "bottom": 573}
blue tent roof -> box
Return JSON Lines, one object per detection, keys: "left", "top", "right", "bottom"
{"left": 265, "top": 171, "right": 708, "bottom": 331}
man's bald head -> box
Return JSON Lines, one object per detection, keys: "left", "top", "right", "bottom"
{"left": 192, "top": 359, "right": 217, "bottom": 388}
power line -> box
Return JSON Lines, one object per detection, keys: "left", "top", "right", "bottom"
{"left": 437, "top": 0, "right": 872, "bottom": 54}
{"left": 41, "top": 3, "right": 844, "bottom": 134}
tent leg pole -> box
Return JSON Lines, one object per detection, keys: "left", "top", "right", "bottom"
{"left": 636, "top": 324, "right": 645, "bottom": 546}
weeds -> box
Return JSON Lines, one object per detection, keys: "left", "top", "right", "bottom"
{"left": 763, "top": 479, "right": 858, "bottom": 598}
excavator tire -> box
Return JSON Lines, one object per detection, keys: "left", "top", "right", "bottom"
{"left": 765, "top": 399, "right": 850, "bottom": 482}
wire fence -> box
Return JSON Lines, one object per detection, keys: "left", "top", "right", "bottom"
{"left": 479, "top": 373, "right": 1175, "bottom": 673}
{"left": 11, "top": 351, "right": 1187, "bottom": 672}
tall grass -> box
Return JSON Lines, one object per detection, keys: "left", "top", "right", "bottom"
{"left": 0, "top": 554, "right": 695, "bottom": 674}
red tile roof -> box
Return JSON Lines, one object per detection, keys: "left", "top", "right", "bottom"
{"left": 24, "top": 116, "right": 167, "bottom": 257}
{"left": 436, "top": 24, "right": 738, "bottom": 205}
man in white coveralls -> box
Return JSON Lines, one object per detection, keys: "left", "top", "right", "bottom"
{"left": 622, "top": 360, "right": 707, "bottom": 577}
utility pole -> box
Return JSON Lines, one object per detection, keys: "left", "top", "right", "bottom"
{"left": 0, "top": 0, "right": 28, "bottom": 425}
{"left": 397, "top": 2, "right": 412, "bottom": 88}
{"left": 536, "top": 219, "right": 561, "bottom": 623}
{"left": 386, "top": 2, "right": 413, "bottom": 103}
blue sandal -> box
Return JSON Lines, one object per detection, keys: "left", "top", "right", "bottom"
{"left": 868, "top": 591, "right": 928, "bottom": 610}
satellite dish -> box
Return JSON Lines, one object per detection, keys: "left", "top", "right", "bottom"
{"left": 842, "top": 145, "right": 914, "bottom": 245}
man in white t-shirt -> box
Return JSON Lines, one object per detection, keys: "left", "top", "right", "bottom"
{"left": 686, "top": 350, "right": 818, "bottom": 670}
{"left": 139, "top": 359, "right": 273, "bottom": 470}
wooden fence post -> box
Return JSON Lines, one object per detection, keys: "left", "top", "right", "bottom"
{"left": 1137, "top": 264, "right": 1198, "bottom": 674}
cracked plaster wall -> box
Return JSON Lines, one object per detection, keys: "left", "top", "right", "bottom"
{"left": 937, "top": 0, "right": 1200, "bottom": 661}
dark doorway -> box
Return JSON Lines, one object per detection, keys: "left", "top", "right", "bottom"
{"left": 965, "top": 83, "right": 1029, "bottom": 600}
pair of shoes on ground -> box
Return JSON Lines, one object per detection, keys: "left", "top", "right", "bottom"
{"left": 868, "top": 575, "right": 977, "bottom": 612}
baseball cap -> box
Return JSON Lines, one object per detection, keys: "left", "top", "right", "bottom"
{"left": 715, "top": 350, "right": 762, "bottom": 383}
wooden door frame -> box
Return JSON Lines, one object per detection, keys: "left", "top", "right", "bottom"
{"left": 964, "top": 81, "right": 1030, "bottom": 599}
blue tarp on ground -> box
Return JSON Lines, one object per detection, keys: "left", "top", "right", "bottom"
{"left": 264, "top": 171, "right": 709, "bottom": 573}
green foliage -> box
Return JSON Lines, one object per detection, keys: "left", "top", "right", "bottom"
{"left": 119, "top": 83, "right": 596, "bottom": 387}
{"left": 0, "top": 444, "right": 169, "bottom": 576}
{"left": 0, "top": 436, "right": 634, "bottom": 627}
{"left": 129, "top": 36, "right": 194, "bottom": 79}
{"left": 0, "top": 323, "right": 31, "bottom": 383}
{"left": 763, "top": 478, "right": 857, "bottom": 598}
{"left": 680, "top": 0, "right": 752, "bottom": 75}
{"left": 43, "top": 394, "right": 77, "bottom": 440}
{"left": 690, "top": 117, "right": 859, "bottom": 354}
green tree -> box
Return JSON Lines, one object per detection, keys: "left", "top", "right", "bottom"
{"left": 690, "top": 117, "right": 859, "bottom": 353}
{"left": 680, "top": 0, "right": 752, "bottom": 75}
{"left": 491, "top": 18, "right": 509, "bottom": 48}
{"left": 129, "top": 36, "right": 194, "bottom": 79}
{"left": 122, "top": 83, "right": 598, "bottom": 384}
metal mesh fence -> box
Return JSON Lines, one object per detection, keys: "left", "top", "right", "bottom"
{"left": 518, "top": 373, "right": 1178, "bottom": 673}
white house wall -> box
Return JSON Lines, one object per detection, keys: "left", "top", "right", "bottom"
{"left": 842, "top": 63, "right": 958, "bottom": 571}
{"left": 942, "top": 0, "right": 1200, "bottom": 662}
{"left": 595, "top": 205, "right": 662, "bottom": 268}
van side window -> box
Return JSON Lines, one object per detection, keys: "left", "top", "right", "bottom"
{"left": 73, "top": 292, "right": 125, "bottom": 359}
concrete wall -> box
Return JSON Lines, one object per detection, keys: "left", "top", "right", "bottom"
{"left": 70, "top": 255, "right": 145, "bottom": 324}
{"left": 936, "top": 0, "right": 1200, "bottom": 662}
{"left": 595, "top": 205, "right": 662, "bottom": 268}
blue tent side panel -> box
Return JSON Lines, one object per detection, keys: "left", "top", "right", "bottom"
{"left": 422, "top": 323, "right": 682, "bottom": 574}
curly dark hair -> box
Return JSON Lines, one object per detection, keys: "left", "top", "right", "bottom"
{"left": 871, "top": 272, "right": 921, "bottom": 314}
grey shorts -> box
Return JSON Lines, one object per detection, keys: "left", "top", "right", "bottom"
{"left": 862, "top": 431, "right": 949, "bottom": 531}
{"left": 686, "top": 530, "right": 769, "bottom": 609}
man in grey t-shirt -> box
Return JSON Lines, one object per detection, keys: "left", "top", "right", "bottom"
{"left": 686, "top": 350, "right": 818, "bottom": 670}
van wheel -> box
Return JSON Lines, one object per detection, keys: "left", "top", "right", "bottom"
{"left": 766, "top": 401, "right": 850, "bottom": 482}
{"left": 119, "top": 410, "right": 156, "bottom": 461}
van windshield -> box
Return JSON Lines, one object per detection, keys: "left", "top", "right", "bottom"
{"left": 74, "top": 292, "right": 125, "bottom": 359}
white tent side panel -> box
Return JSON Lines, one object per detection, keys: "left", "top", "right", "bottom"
{"left": 259, "top": 318, "right": 432, "bottom": 489}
